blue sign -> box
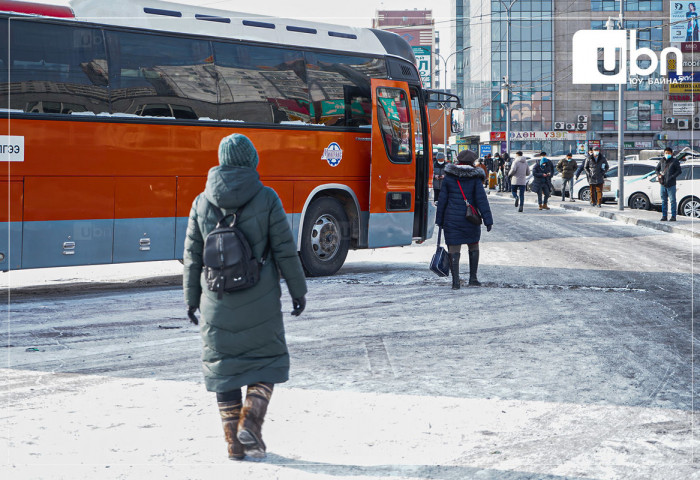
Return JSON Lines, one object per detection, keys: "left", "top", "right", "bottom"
{"left": 321, "top": 142, "right": 343, "bottom": 167}
{"left": 669, "top": 71, "right": 700, "bottom": 83}
{"left": 479, "top": 145, "right": 492, "bottom": 157}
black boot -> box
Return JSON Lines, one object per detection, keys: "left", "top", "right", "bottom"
{"left": 468, "top": 249, "right": 481, "bottom": 286}
{"left": 449, "top": 252, "right": 460, "bottom": 290}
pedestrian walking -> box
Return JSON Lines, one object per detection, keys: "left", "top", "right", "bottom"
{"left": 476, "top": 157, "right": 489, "bottom": 187}
{"left": 655, "top": 147, "right": 682, "bottom": 221}
{"left": 575, "top": 148, "right": 593, "bottom": 183}
{"left": 508, "top": 151, "right": 530, "bottom": 212}
{"left": 183, "top": 133, "right": 308, "bottom": 461}
{"left": 502, "top": 153, "right": 512, "bottom": 192}
{"left": 433, "top": 152, "right": 447, "bottom": 203}
{"left": 584, "top": 147, "right": 609, "bottom": 207}
{"left": 436, "top": 149, "right": 494, "bottom": 290}
{"left": 531, "top": 151, "right": 554, "bottom": 210}
{"left": 556, "top": 153, "right": 578, "bottom": 202}
{"left": 485, "top": 153, "right": 495, "bottom": 173}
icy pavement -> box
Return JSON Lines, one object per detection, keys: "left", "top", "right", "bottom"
{"left": 2, "top": 368, "right": 697, "bottom": 480}
{"left": 2, "top": 195, "right": 700, "bottom": 479}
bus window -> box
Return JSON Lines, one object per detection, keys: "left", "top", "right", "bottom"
{"left": 213, "top": 42, "right": 310, "bottom": 124}
{"left": 376, "top": 87, "right": 411, "bottom": 163}
{"left": 305, "top": 52, "right": 386, "bottom": 127}
{"left": 105, "top": 30, "right": 217, "bottom": 119}
{"left": 0, "top": 19, "right": 109, "bottom": 114}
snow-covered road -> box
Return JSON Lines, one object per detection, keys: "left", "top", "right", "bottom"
{"left": 2, "top": 196, "right": 699, "bottom": 479}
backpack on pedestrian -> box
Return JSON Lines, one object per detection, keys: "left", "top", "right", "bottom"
{"left": 202, "top": 199, "right": 268, "bottom": 299}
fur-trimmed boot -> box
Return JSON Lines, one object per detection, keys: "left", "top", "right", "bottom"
{"left": 238, "top": 382, "right": 274, "bottom": 458}
{"left": 468, "top": 249, "right": 481, "bottom": 286}
{"left": 449, "top": 252, "right": 460, "bottom": 290}
{"left": 218, "top": 400, "right": 245, "bottom": 460}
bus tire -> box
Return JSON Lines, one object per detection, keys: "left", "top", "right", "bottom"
{"left": 299, "top": 197, "right": 350, "bottom": 277}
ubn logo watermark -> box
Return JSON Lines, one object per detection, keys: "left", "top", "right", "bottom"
{"left": 572, "top": 29, "right": 683, "bottom": 84}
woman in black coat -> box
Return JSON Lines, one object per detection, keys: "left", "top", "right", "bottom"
{"left": 436, "top": 150, "right": 494, "bottom": 289}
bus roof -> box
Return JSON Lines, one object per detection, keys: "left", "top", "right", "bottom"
{"left": 56, "top": 0, "right": 413, "bottom": 61}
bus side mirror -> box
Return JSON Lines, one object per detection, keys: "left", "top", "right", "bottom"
{"left": 450, "top": 108, "right": 464, "bottom": 134}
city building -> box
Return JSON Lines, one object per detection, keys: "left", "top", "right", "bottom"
{"left": 373, "top": 9, "right": 438, "bottom": 88}
{"left": 454, "top": 0, "right": 693, "bottom": 160}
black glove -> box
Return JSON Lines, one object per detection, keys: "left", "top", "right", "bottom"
{"left": 486, "top": 224, "right": 493, "bottom": 232}
{"left": 291, "top": 296, "right": 306, "bottom": 317}
{"left": 187, "top": 306, "right": 199, "bottom": 325}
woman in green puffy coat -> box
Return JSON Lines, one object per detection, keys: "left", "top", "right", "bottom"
{"left": 183, "top": 133, "right": 307, "bottom": 460}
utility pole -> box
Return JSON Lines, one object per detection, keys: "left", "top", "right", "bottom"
{"left": 436, "top": 46, "right": 471, "bottom": 162}
{"left": 608, "top": 5, "right": 626, "bottom": 211}
{"left": 500, "top": 0, "right": 519, "bottom": 155}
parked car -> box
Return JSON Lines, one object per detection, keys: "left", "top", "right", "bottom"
{"left": 574, "top": 160, "right": 624, "bottom": 202}
{"left": 621, "top": 161, "right": 700, "bottom": 217}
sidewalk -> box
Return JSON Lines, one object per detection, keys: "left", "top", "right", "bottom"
{"left": 492, "top": 189, "right": 700, "bottom": 239}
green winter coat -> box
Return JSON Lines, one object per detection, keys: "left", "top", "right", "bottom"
{"left": 183, "top": 165, "right": 307, "bottom": 392}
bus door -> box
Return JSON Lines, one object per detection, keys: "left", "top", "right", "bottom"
{"left": 368, "top": 79, "right": 415, "bottom": 248}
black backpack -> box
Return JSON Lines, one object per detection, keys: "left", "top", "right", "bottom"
{"left": 202, "top": 200, "right": 268, "bottom": 299}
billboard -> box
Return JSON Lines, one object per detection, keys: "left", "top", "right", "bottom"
{"left": 412, "top": 46, "right": 432, "bottom": 88}
{"left": 671, "top": 1, "right": 700, "bottom": 43}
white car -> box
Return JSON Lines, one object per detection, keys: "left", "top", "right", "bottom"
{"left": 572, "top": 160, "right": 656, "bottom": 202}
{"left": 622, "top": 161, "right": 700, "bottom": 217}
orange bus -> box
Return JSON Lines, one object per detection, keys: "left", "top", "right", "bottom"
{"left": 0, "top": 0, "right": 462, "bottom": 276}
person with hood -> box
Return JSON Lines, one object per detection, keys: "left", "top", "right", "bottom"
{"left": 436, "top": 149, "right": 494, "bottom": 290}
{"left": 556, "top": 153, "right": 578, "bottom": 202}
{"left": 655, "top": 147, "right": 683, "bottom": 221}
{"left": 433, "top": 152, "right": 447, "bottom": 202}
{"left": 531, "top": 152, "right": 554, "bottom": 210}
{"left": 584, "top": 146, "right": 609, "bottom": 207}
{"left": 508, "top": 151, "right": 530, "bottom": 212}
{"left": 183, "top": 133, "right": 308, "bottom": 461}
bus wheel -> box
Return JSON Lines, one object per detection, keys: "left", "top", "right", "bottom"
{"left": 300, "top": 197, "right": 350, "bottom": 277}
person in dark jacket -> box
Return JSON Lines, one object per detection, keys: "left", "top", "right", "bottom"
{"left": 435, "top": 149, "right": 494, "bottom": 289}
{"left": 575, "top": 148, "right": 593, "bottom": 182}
{"left": 183, "top": 133, "right": 308, "bottom": 461}
{"left": 584, "top": 147, "right": 609, "bottom": 207}
{"left": 502, "top": 153, "right": 512, "bottom": 192}
{"left": 531, "top": 152, "right": 554, "bottom": 210}
{"left": 433, "top": 152, "right": 447, "bottom": 202}
{"left": 655, "top": 147, "right": 683, "bottom": 221}
{"left": 556, "top": 153, "right": 578, "bottom": 202}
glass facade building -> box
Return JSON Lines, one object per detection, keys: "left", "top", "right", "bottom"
{"left": 454, "top": 0, "right": 681, "bottom": 159}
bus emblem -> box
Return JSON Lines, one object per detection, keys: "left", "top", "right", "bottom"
{"left": 321, "top": 142, "right": 343, "bottom": 167}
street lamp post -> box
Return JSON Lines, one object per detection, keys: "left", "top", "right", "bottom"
{"left": 500, "top": 0, "right": 519, "bottom": 155}
{"left": 435, "top": 46, "right": 471, "bottom": 161}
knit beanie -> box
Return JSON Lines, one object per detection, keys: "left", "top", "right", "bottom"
{"left": 218, "top": 133, "right": 259, "bottom": 169}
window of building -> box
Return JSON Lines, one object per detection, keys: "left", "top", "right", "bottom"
{"left": 626, "top": 100, "right": 662, "bottom": 130}
{"left": 592, "top": 100, "right": 618, "bottom": 131}
{"left": 592, "top": 0, "right": 663, "bottom": 11}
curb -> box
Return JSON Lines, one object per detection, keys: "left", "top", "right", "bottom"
{"left": 490, "top": 190, "right": 700, "bottom": 240}
{"left": 558, "top": 203, "right": 700, "bottom": 240}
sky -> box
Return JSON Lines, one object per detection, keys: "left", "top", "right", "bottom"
{"left": 39, "top": 0, "right": 454, "bottom": 82}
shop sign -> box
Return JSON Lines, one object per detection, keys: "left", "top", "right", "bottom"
{"left": 673, "top": 102, "right": 696, "bottom": 115}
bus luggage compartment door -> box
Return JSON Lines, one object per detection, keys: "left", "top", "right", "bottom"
{"left": 113, "top": 177, "right": 176, "bottom": 263}
{"left": 0, "top": 180, "right": 23, "bottom": 271}
{"left": 22, "top": 177, "right": 114, "bottom": 268}
{"left": 368, "top": 79, "right": 415, "bottom": 248}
